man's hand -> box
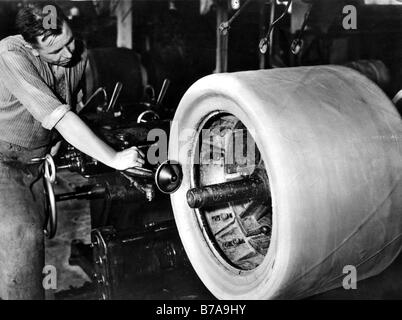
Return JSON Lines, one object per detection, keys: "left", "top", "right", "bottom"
{"left": 55, "top": 112, "right": 147, "bottom": 171}
{"left": 111, "top": 146, "right": 145, "bottom": 171}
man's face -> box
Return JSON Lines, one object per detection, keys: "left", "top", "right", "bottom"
{"left": 35, "top": 21, "right": 76, "bottom": 67}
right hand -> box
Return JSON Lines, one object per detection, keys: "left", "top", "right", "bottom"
{"left": 111, "top": 146, "right": 145, "bottom": 171}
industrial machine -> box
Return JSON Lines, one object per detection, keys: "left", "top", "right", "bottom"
{"left": 167, "top": 65, "right": 402, "bottom": 299}
{"left": 38, "top": 46, "right": 191, "bottom": 299}
{"left": 44, "top": 59, "right": 402, "bottom": 300}
{"left": 39, "top": 0, "right": 402, "bottom": 300}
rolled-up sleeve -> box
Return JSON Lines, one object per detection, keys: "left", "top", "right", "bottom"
{"left": 0, "top": 50, "right": 70, "bottom": 130}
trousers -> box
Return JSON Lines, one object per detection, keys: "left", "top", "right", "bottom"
{"left": 0, "top": 140, "right": 48, "bottom": 299}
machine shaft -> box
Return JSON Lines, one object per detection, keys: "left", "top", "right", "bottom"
{"left": 55, "top": 186, "right": 106, "bottom": 202}
{"left": 55, "top": 184, "right": 147, "bottom": 202}
{"left": 186, "top": 175, "right": 269, "bottom": 209}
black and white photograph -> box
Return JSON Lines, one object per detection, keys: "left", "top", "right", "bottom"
{"left": 0, "top": 0, "right": 401, "bottom": 307}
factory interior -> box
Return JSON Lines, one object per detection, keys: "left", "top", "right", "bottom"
{"left": 0, "top": 0, "right": 402, "bottom": 301}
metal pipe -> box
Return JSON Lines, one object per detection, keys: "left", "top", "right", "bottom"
{"left": 186, "top": 175, "right": 269, "bottom": 209}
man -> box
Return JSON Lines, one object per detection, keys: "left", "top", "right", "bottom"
{"left": 0, "top": 3, "right": 144, "bottom": 299}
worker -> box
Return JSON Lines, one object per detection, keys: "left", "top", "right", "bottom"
{"left": 0, "top": 2, "right": 144, "bottom": 299}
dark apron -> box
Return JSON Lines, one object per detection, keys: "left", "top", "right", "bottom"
{"left": 0, "top": 140, "right": 48, "bottom": 299}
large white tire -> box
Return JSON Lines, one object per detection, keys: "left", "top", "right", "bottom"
{"left": 169, "top": 66, "right": 402, "bottom": 299}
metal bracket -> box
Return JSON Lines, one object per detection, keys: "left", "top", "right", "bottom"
{"left": 290, "top": 1, "right": 313, "bottom": 55}
{"left": 259, "top": 0, "right": 292, "bottom": 54}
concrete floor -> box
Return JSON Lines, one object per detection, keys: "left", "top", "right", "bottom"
{"left": 44, "top": 171, "right": 92, "bottom": 299}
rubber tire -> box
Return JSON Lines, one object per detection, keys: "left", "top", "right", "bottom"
{"left": 169, "top": 66, "right": 402, "bottom": 299}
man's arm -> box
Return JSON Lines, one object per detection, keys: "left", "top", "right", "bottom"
{"left": 55, "top": 111, "right": 144, "bottom": 170}
{"left": 0, "top": 50, "right": 71, "bottom": 128}
{"left": 0, "top": 50, "right": 144, "bottom": 170}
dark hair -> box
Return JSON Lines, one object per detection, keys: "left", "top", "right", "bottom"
{"left": 16, "top": 2, "right": 69, "bottom": 46}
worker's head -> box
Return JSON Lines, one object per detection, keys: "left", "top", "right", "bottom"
{"left": 16, "top": 2, "right": 76, "bottom": 66}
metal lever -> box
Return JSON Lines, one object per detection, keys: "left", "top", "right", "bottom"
{"left": 30, "top": 156, "right": 46, "bottom": 164}
{"left": 156, "top": 79, "right": 170, "bottom": 106}
{"left": 137, "top": 110, "right": 160, "bottom": 124}
{"left": 290, "top": 2, "right": 313, "bottom": 55}
{"left": 259, "top": 0, "right": 292, "bottom": 54}
{"left": 124, "top": 166, "right": 154, "bottom": 179}
{"left": 106, "top": 82, "right": 123, "bottom": 112}
{"left": 55, "top": 185, "right": 106, "bottom": 202}
{"left": 82, "top": 87, "right": 108, "bottom": 112}
{"left": 219, "top": 0, "right": 253, "bottom": 36}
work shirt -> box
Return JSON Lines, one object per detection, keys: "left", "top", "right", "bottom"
{"left": 0, "top": 35, "right": 87, "bottom": 149}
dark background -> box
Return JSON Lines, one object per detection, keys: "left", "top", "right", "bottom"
{"left": 1, "top": 0, "right": 401, "bottom": 106}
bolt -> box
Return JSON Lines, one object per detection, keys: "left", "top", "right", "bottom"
{"left": 97, "top": 275, "right": 105, "bottom": 284}
{"left": 221, "top": 213, "right": 230, "bottom": 220}
{"left": 260, "top": 226, "right": 270, "bottom": 235}
{"left": 90, "top": 240, "right": 99, "bottom": 248}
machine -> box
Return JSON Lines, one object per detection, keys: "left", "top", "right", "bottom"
{"left": 38, "top": 0, "right": 402, "bottom": 300}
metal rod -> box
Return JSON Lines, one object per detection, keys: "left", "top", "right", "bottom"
{"left": 187, "top": 175, "right": 269, "bottom": 209}
{"left": 56, "top": 164, "right": 74, "bottom": 170}
{"left": 124, "top": 166, "right": 154, "bottom": 179}
{"left": 106, "top": 82, "right": 123, "bottom": 112}
{"left": 291, "top": 2, "right": 313, "bottom": 55}
{"left": 82, "top": 87, "right": 107, "bottom": 110}
{"left": 259, "top": 0, "right": 292, "bottom": 56}
{"left": 215, "top": 1, "right": 229, "bottom": 73}
{"left": 268, "top": 0, "right": 276, "bottom": 64}
{"left": 56, "top": 186, "right": 106, "bottom": 202}
{"left": 55, "top": 183, "right": 149, "bottom": 202}
{"left": 258, "top": 0, "right": 269, "bottom": 69}
{"left": 156, "top": 79, "right": 170, "bottom": 105}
